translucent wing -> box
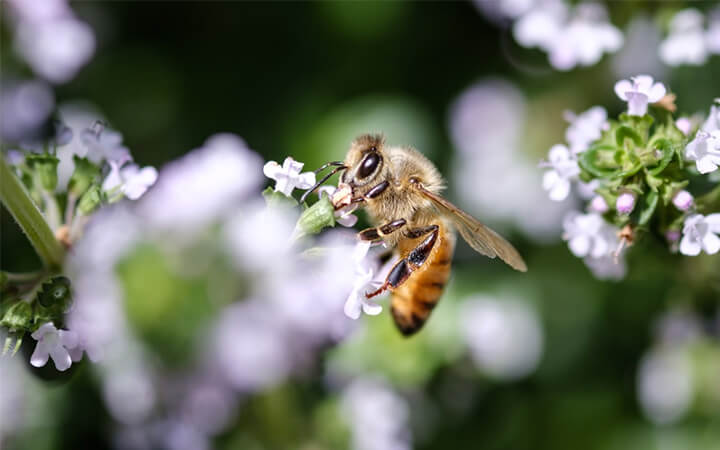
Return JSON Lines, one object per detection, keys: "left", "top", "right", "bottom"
{"left": 417, "top": 185, "right": 527, "bottom": 272}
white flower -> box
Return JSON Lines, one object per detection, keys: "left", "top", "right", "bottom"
{"left": 81, "top": 126, "right": 131, "bottom": 165}
{"left": 30, "top": 322, "right": 79, "bottom": 371}
{"left": 565, "top": 106, "right": 607, "bottom": 154}
{"left": 102, "top": 161, "right": 158, "bottom": 200}
{"left": 583, "top": 253, "right": 626, "bottom": 281}
{"left": 0, "top": 79, "right": 54, "bottom": 142}
{"left": 541, "top": 144, "right": 579, "bottom": 201}
{"left": 685, "top": 130, "right": 720, "bottom": 174}
{"left": 679, "top": 213, "right": 720, "bottom": 256}
{"left": 513, "top": 2, "right": 566, "bottom": 50}
{"left": 263, "top": 157, "right": 316, "bottom": 197}
{"left": 343, "top": 241, "right": 386, "bottom": 320}
{"left": 317, "top": 185, "right": 359, "bottom": 227}
{"left": 15, "top": 17, "right": 95, "bottom": 84}
{"left": 461, "top": 295, "right": 543, "bottom": 380}
{"left": 659, "top": 9, "right": 709, "bottom": 66}
{"left": 614, "top": 75, "right": 666, "bottom": 117}
{"left": 562, "top": 211, "right": 614, "bottom": 259}
{"left": 701, "top": 103, "right": 720, "bottom": 133}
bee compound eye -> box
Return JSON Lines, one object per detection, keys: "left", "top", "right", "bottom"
{"left": 357, "top": 153, "right": 380, "bottom": 179}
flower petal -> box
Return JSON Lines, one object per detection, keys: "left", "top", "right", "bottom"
{"left": 344, "top": 294, "right": 362, "bottom": 320}
{"left": 696, "top": 156, "right": 719, "bottom": 174}
{"left": 49, "top": 345, "right": 72, "bottom": 371}
{"left": 647, "top": 82, "right": 667, "bottom": 103}
{"left": 31, "top": 322, "right": 56, "bottom": 340}
{"left": 30, "top": 342, "right": 50, "bottom": 367}
{"left": 549, "top": 178, "right": 570, "bottom": 201}
{"left": 569, "top": 235, "right": 591, "bottom": 257}
{"left": 614, "top": 79, "right": 632, "bottom": 100}
{"left": 626, "top": 92, "right": 649, "bottom": 116}
{"left": 679, "top": 235, "right": 702, "bottom": 256}
{"left": 262, "top": 161, "right": 281, "bottom": 179}
{"left": 362, "top": 301, "right": 383, "bottom": 316}
{"left": 705, "top": 213, "right": 720, "bottom": 232}
{"left": 702, "top": 232, "right": 720, "bottom": 254}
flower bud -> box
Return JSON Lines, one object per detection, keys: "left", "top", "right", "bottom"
{"left": 294, "top": 195, "right": 335, "bottom": 237}
{"left": 0, "top": 300, "right": 33, "bottom": 331}
{"left": 616, "top": 192, "right": 636, "bottom": 215}
{"left": 25, "top": 153, "right": 60, "bottom": 191}
{"left": 672, "top": 190, "right": 693, "bottom": 211}
{"left": 77, "top": 184, "right": 103, "bottom": 215}
{"left": 589, "top": 196, "right": 609, "bottom": 213}
{"left": 68, "top": 156, "right": 100, "bottom": 197}
{"left": 675, "top": 118, "right": 691, "bottom": 136}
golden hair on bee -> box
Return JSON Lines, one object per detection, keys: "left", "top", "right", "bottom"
{"left": 330, "top": 133, "right": 526, "bottom": 336}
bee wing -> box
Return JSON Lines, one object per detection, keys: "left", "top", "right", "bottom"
{"left": 417, "top": 185, "right": 527, "bottom": 272}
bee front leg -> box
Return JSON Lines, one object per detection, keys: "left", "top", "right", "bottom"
{"left": 366, "top": 225, "right": 439, "bottom": 298}
{"left": 358, "top": 219, "right": 407, "bottom": 242}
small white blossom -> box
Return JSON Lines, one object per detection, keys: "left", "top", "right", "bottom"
{"left": 102, "top": 161, "right": 158, "bottom": 200}
{"left": 317, "top": 185, "right": 359, "bottom": 227}
{"left": 679, "top": 213, "right": 720, "bottom": 256}
{"left": 30, "top": 322, "right": 79, "bottom": 371}
{"left": 659, "top": 9, "right": 709, "bottom": 66}
{"left": 616, "top": 192, "right": 636, "bottom": 214}
{"left": 701, "top": 103, "right": 720, "bottom": 133}
{"left": 685, "top": 130, "right": 720, "bottom": 174}
{"left": 583, "top": 253, "right": 627, "bottom": 281}
{"left": 565, "top": 106, "right": 608, "bottom": 154}
{"left": 614, "top": 75, "right": 667, "bottom": 117}
{"left": 81, "top": 126, "right": 131, "bottom": 165}
{"left": 343, "top": 241, "right": 387, "bottom": 320}
{"left": 562, "top": 212, "right": 614, "bottom": 259}
{"left": 541, "top": 144, "right": 579, "bottom": 201}
{"left": 672, "top": 190, "right": 694, "bottom": 211}
{"left": 263, "top": 157, "right": 316, "bottom": 197}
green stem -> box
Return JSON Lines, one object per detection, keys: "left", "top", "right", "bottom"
{"left": 0, "top": 156, "right": 65, "bottom": 269}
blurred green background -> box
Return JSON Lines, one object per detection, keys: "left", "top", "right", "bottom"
{"left": 2, "top": 2, "right": 720, "bottom": 450}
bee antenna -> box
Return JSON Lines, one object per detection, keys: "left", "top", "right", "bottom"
{"left": 300, "top": 165, "right": 347, "bottom": 204}
{"left": 313, "top": 161, "right": 345, "bottom": 174}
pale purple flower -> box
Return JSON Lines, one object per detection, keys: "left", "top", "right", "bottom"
{"left": 0, "top": 79, "right": 54, "bottom": 142}
{"left": 679, "top": 213, "right": 720, "bottom": 256}
{"left": 637, "top": 347, "right": 693, "bottom": 425}
{"left": 343, "top": 241, "right": 389, "bottom": 320}
{"left": 461, "top": 295, "right": 543, "bottom": 380}
{"left": 513, "top": 1, "right": 566, "bottom": 51}
{"left": 583, "top": 253, "right": 626, "bottom": 281}
{"left": 541, "top": 144, "right": 579, "bottom": 201}
{"left": 565, "top": 106, "right": 608, "bottom": 154}
{"left": 701, "top": 103, "right": 720, "bottom": 133}
{"left": 318, "top": 185, "right": 359, "bottom": 227}
{"left": 685, "top": 130, "right": 720, "bottom": 174}
{"left": 611, "top": 16, "right": 665, "bottom": 82}
{"left": 672, "top": 190, "right": 694, "bottom": 211}
{"left": 6, "top": 0, "right": 71, "bottom": 23}
{"left": 263, "top": 157, "right": 316, "bottom": 197}
{"left": 676, "top": 117, "right": 692, "bottom": 136}
{"left": 473, "top": 0, "right": 535, "bottom": 21}
{"left": 708, "top": 14, "right": 720, "bottom": 54}
{"left": 139, "top": 133, "right": 262, "bottom": 229}
{"left": 577, "top": 179, "right": 600, "bottom": 200}
{"left": 616, "top": 192, "right": 636, "bottom": 214}
{"left": 614, "top": 75, "right": 667, "bottom": 116}
{"left": 80, "top": 126, "right": 131, "bottom": 165}
{"left": 15, "top": 17, "right": 95, "bottom": 84}
{"left": 589, "top": 195, "right": 609, "bottom": 213}
{"left": 30, "top": 322, "right": 79, "bottom": 371}
{"left": 102, "top": 161, "right": 158, "bottom": 200}
{"left": 659, "top": 9, "right": 709, "bottom": 67}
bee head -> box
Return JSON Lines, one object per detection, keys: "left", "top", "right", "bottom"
{"left": 341, "top": 134, "right": 386, "bottom": 188}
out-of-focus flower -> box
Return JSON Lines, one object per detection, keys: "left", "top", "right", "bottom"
{"left": 659, "top": 9, "right": 709, "bottom": 66}
{"left": 341, "top": 378, "right": 412, "bottom": 450}
{"left": 139, "top": 133, "right": 262, "bottom": 230}
{"left": 679, "top": 213, "right": 720, "bottom": 256}
{"left": 565, "top": 106, "right": 608, "bottom": 154}
{"left": 685, "top": 130, "right": 720, "bottom": 174}
{"left": 589, "top": 195, "right": 609, "bottom": 213}
{"left": 513, "top": 1, "right": 622, "bottom": 71}
{"left": 0, "top": 79, "right": 54, "bottom": 142}
{"left": 344, "top": 268, "right": 383, "bottom": 320}
{"left": 614, "top": 75, "right": 666, "bottom": 117}
{"left": 637, "top": 347, "right": 693, "bottom": 425}
{"left": 612, "top": 16, "right": 664, "bottom": 81}
{"left": 15, "top": 17, "right": 95, "bottom": 84}
{"left": 672, "top": 190, "right": 694, "bottom": 211}
{"left": 562, "top": 212, "right": 615, "bottom": 259}
{"left": 30, "top": 322, "right": 79, "bottom": 371}
{"left": 615, "top": 192, "right": 636, "bottom": 214}
{"left": 541, "top": 144, "right": 579, "bottom": 201}
{"left": 702, "top": 103, "right": 720, "bottom": 133}
{"left": 461, "top": 295, "right": 543, "bottom": 380}
{"left": 676, "top": 117, "right": 692, "bottom": 136}
{"left": 583, "top": 253, "right": 626, "bottom": 280}
{"left": 80, "top": 126, "right": 131, "bottom": 165}
{"left": 102, "top": 161, "right": 158, "bottom": 200}
{"left": 708, "top": 12, "right": 720, "bottom": 54}
{"left": 472, "top": 0, "right": 535, "bottom": 22}
{"left": 318, "top": 185, "right": 359, "bottom": 227}
{"left": 263, "top": 156, "right": 316, "bottom": 197}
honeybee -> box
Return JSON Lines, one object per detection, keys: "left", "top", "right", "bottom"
{"left": 304, "top": 134, "right": 527, "bottom": 336}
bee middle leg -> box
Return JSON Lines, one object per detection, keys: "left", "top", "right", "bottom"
{"left": 358, "top": 219, "right": 407, "bottom": 243}
{"left": 366, "top": 225, "right": 439, "bottom": 298}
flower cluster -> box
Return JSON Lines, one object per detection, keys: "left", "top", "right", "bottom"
{"left": 541, "top": 75, "right": 720, "bottom": 279}
{"left": 659, "top": 8, "right": 720, "bottom": 67}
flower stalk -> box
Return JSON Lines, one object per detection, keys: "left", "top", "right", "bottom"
{"left": 0, "top": 156, "right": 65, "bottom": 269}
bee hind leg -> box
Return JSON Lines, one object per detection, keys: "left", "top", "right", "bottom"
{"left": 366, "top": 225, "right": 439, "bottom": 298}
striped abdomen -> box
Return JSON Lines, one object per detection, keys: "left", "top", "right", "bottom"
{"left": 390, "top": 226, "right": 455, "bottom": 336}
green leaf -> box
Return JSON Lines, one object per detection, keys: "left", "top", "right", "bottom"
{"left": 578, "top": 145, "right": 621, "bottom": 178}
{"left": 637, "top": 191, "right": 659, "bottom": 226}
{"left": 647, "top": 138, "right": 675, "bottom": 175}
{"left": 615, "top": 126, "right": 643, "bottom": 148}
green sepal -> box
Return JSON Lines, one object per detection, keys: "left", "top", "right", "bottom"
{"left": 615, "top": 125, "right": 643, "bottom": 148}
{"left": 0, "top": 300, "right": 33, "bottom": 332}
{"left": 637, "top": 191, "right": 659, "bottom": 226}
{"left": 25, "top": 153, "right": 60, "bottom": 191}
{"left": 68, "top": 156, "right": 101, "bottom": 197}
{"left": 262, "top": 186, "right": 300, "bottom": 209}
{"left": 77, "top": 184, "right": 104, "bottom": 215}
{"left": 37, "top": 276, "right": 72, "bottom": 312}
{"left": 294, "top": 195, "right": 336, "bottom": 237}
